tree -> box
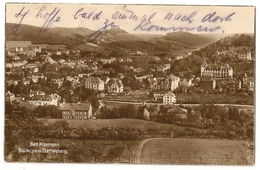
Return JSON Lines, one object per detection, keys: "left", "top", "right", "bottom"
{"left": 88, "top": 96, "right": 100, "bottom": 110}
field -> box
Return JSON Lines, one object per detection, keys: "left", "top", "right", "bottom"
{"left": 138, "top": 138, "right": 253, "bottom": 165}
{"left": 103, "top": 90, "right": 150, "bottom": 102}
{"left": 176, "top": 93, "right": 253, "bottom": 105}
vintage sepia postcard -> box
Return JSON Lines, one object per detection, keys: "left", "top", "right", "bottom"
{"left": 4, "top": 3, "right": 255, "bottom": 165}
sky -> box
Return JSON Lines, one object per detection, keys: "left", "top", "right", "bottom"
{"left": 6, "top": 4, "right": 255, "bottom": 34}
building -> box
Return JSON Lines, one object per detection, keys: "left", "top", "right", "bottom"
{"left": 167, "top": 107, "right": 187, "bottom": 121}
{"left": 134, "top": 74, "right": 152, "bottom": 81}
{"left": 52, "top": 78, "right": 64, "bottom": 88}
{"left": 179, "top": 78, "right": 192, "bottom": 86}
{"left": 248, "top": 77, "right": 254, "bottom": 91}
{"left": 107, "top": 78, "right": 124, "bottom": 94}
{"left": 150, "top": 75, "right": 180, "bottom": 91}
{"left": 200, "top": 78, "right": 216, "bottom": 91}
{"left": 129, "top": 51, "right": 147, "bottom": 56}
{"left": 60, "top": 102, "right": 92, "bottom": 119}
{"left": 22, "top": 79, "right": 30, "bottom": 86}
{"left": 31, "top": 75, "right": 44, "bottom": 83}
{"left": 153, "top": 92, "right": 165, "bottom": 102}
{"left": 85, "top": 77, "right": 105, "bottom": 91}
{"left": 26, "top": 46, "right": 37, "bottom": 57}
{"left": 239, "top": 73, "right": 254, "bottom": 90}
{"left": 201, "top": 59, "right": 233, "bottom": 78}
{"left": 6, "top": 41, "right": 32, "bottom": 52}
{"left": 118, "top": 73, "right": 125, "bottom": 79}
{"left": 100, "top": 57, "right": 116, "bottom": 64}
{"left": 28, "top": 94, "right": 61, "bottom": 107}
{"left": 217, "top": 79, "right": 241, "bottom": 93}
{"left": 143, "top": 108, "right": 150, "bottom": 120}
{"left": 29, "top": 90, "right": 45, "bottom": 97}
{"left": 45, "top": 56, "right": 56, "bottom": 64}
{"left": 5, "top": 91, "right": 15, "bottom": 103}
{"left": 12, "top": 56, "right": 21, "bottom": 61}
{"left": 163, "top": 91, "right": 177, "bottom": 105}
{"left": 237, "top": 49, "right": 251, "bottom": 61}
{"left": 156, "top": 64, "right": 171, "bottom": 72}
{"left": 33, "top": 46, "right": 42, "bottom": 53}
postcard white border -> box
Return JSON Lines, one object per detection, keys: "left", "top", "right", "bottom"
{"left": 1, "top": 0, "right": 258, "bottom": 170}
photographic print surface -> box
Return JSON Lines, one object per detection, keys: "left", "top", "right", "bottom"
{"left": 5, "top": 3, "right": 255, "bottom": 165}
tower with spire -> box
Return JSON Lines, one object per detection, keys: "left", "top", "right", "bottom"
{"left": 201, "top": 58, "right": 208, "bottom": 77}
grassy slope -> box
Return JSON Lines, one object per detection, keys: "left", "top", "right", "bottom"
{"left": 140, "top": 138, "right": 250, "bottom": 165}
{"left": 48, "top": 118, "right": 189, "bottom": 132}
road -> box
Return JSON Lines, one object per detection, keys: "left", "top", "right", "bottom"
{"left": 102, "top": 100, "right": 254, "bottom": 109}
{"left": 131, "top": 138, "right": 169, "bottom": 163}
{"left": 131, "top": 138, "right": 154, "bottom": 163}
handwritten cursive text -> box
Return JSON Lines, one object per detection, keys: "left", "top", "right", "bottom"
{"left": 36, "top": 6, "right": 61, "bottom": 36}
{"left": 12, "top": 6, "right": 30, "bottom": 32}
{"left": 74, "top": 8, "right": 102, "bottom": 20}
{"left": 87, "top": 19, "right": 118, "bottom": 42}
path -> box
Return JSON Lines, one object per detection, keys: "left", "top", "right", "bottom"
{"left": 131, "top": 138, "right": 163, "bottom": 163}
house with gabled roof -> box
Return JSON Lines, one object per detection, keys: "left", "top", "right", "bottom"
{"left": 163, "top": 91, "right": 176, "bottom": 105}
{"left": 60, "top": 102, "right": 92, "bottom": 119}
{"left": 107, "top": 78, "right": 123, "bottom": 94}
{"left": 85, "top": 77, "right": 105, "bottom": 91}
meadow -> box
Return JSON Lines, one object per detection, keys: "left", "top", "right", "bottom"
{"left": 139, "top": 138, "right": 253, "bottom": 165}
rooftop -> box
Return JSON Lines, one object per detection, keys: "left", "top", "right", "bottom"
{"left": 60, "top": 103, "right": 91, "bottom": 111}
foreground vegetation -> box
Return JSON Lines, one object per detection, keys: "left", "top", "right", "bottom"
{"left": 5, "top": 101, "right": 254, "bottom": 162}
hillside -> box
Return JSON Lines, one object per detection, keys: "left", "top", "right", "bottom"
{"left": 171, "top": 33, "right": 255, "bottom": 76}
{"left": 161, "top": 31, "right": 218, "bottom": 48}
{"left": 193, "top": 33, "right": 255, "bottom": 61}
{"left": 6, "top": 23, "right": 218, "bottom": 52}
{"left": 6, "top": 23, "right": 94, "bottom": 48}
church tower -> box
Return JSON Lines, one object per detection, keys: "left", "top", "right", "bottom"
{"left": 201, "top": 58, "right": 207, "bottom": 77}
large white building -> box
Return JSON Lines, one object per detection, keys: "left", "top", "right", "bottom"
{"left": 61, "top": 102, "right": 93, "bottom": 120}
{"left": 163, "top": 91, "right": 177, "bottom": 105}
{"left": 28, "top": 94, "right": 61, "bottom": 107}
{"left": 150, "top": 74, "right": 180, "bottom": 91}
{"left": 201, "top": 59, "right": 233, "bottom": 78}
{"left": 85, "top": 77, "right": 105, "bottom": 91}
